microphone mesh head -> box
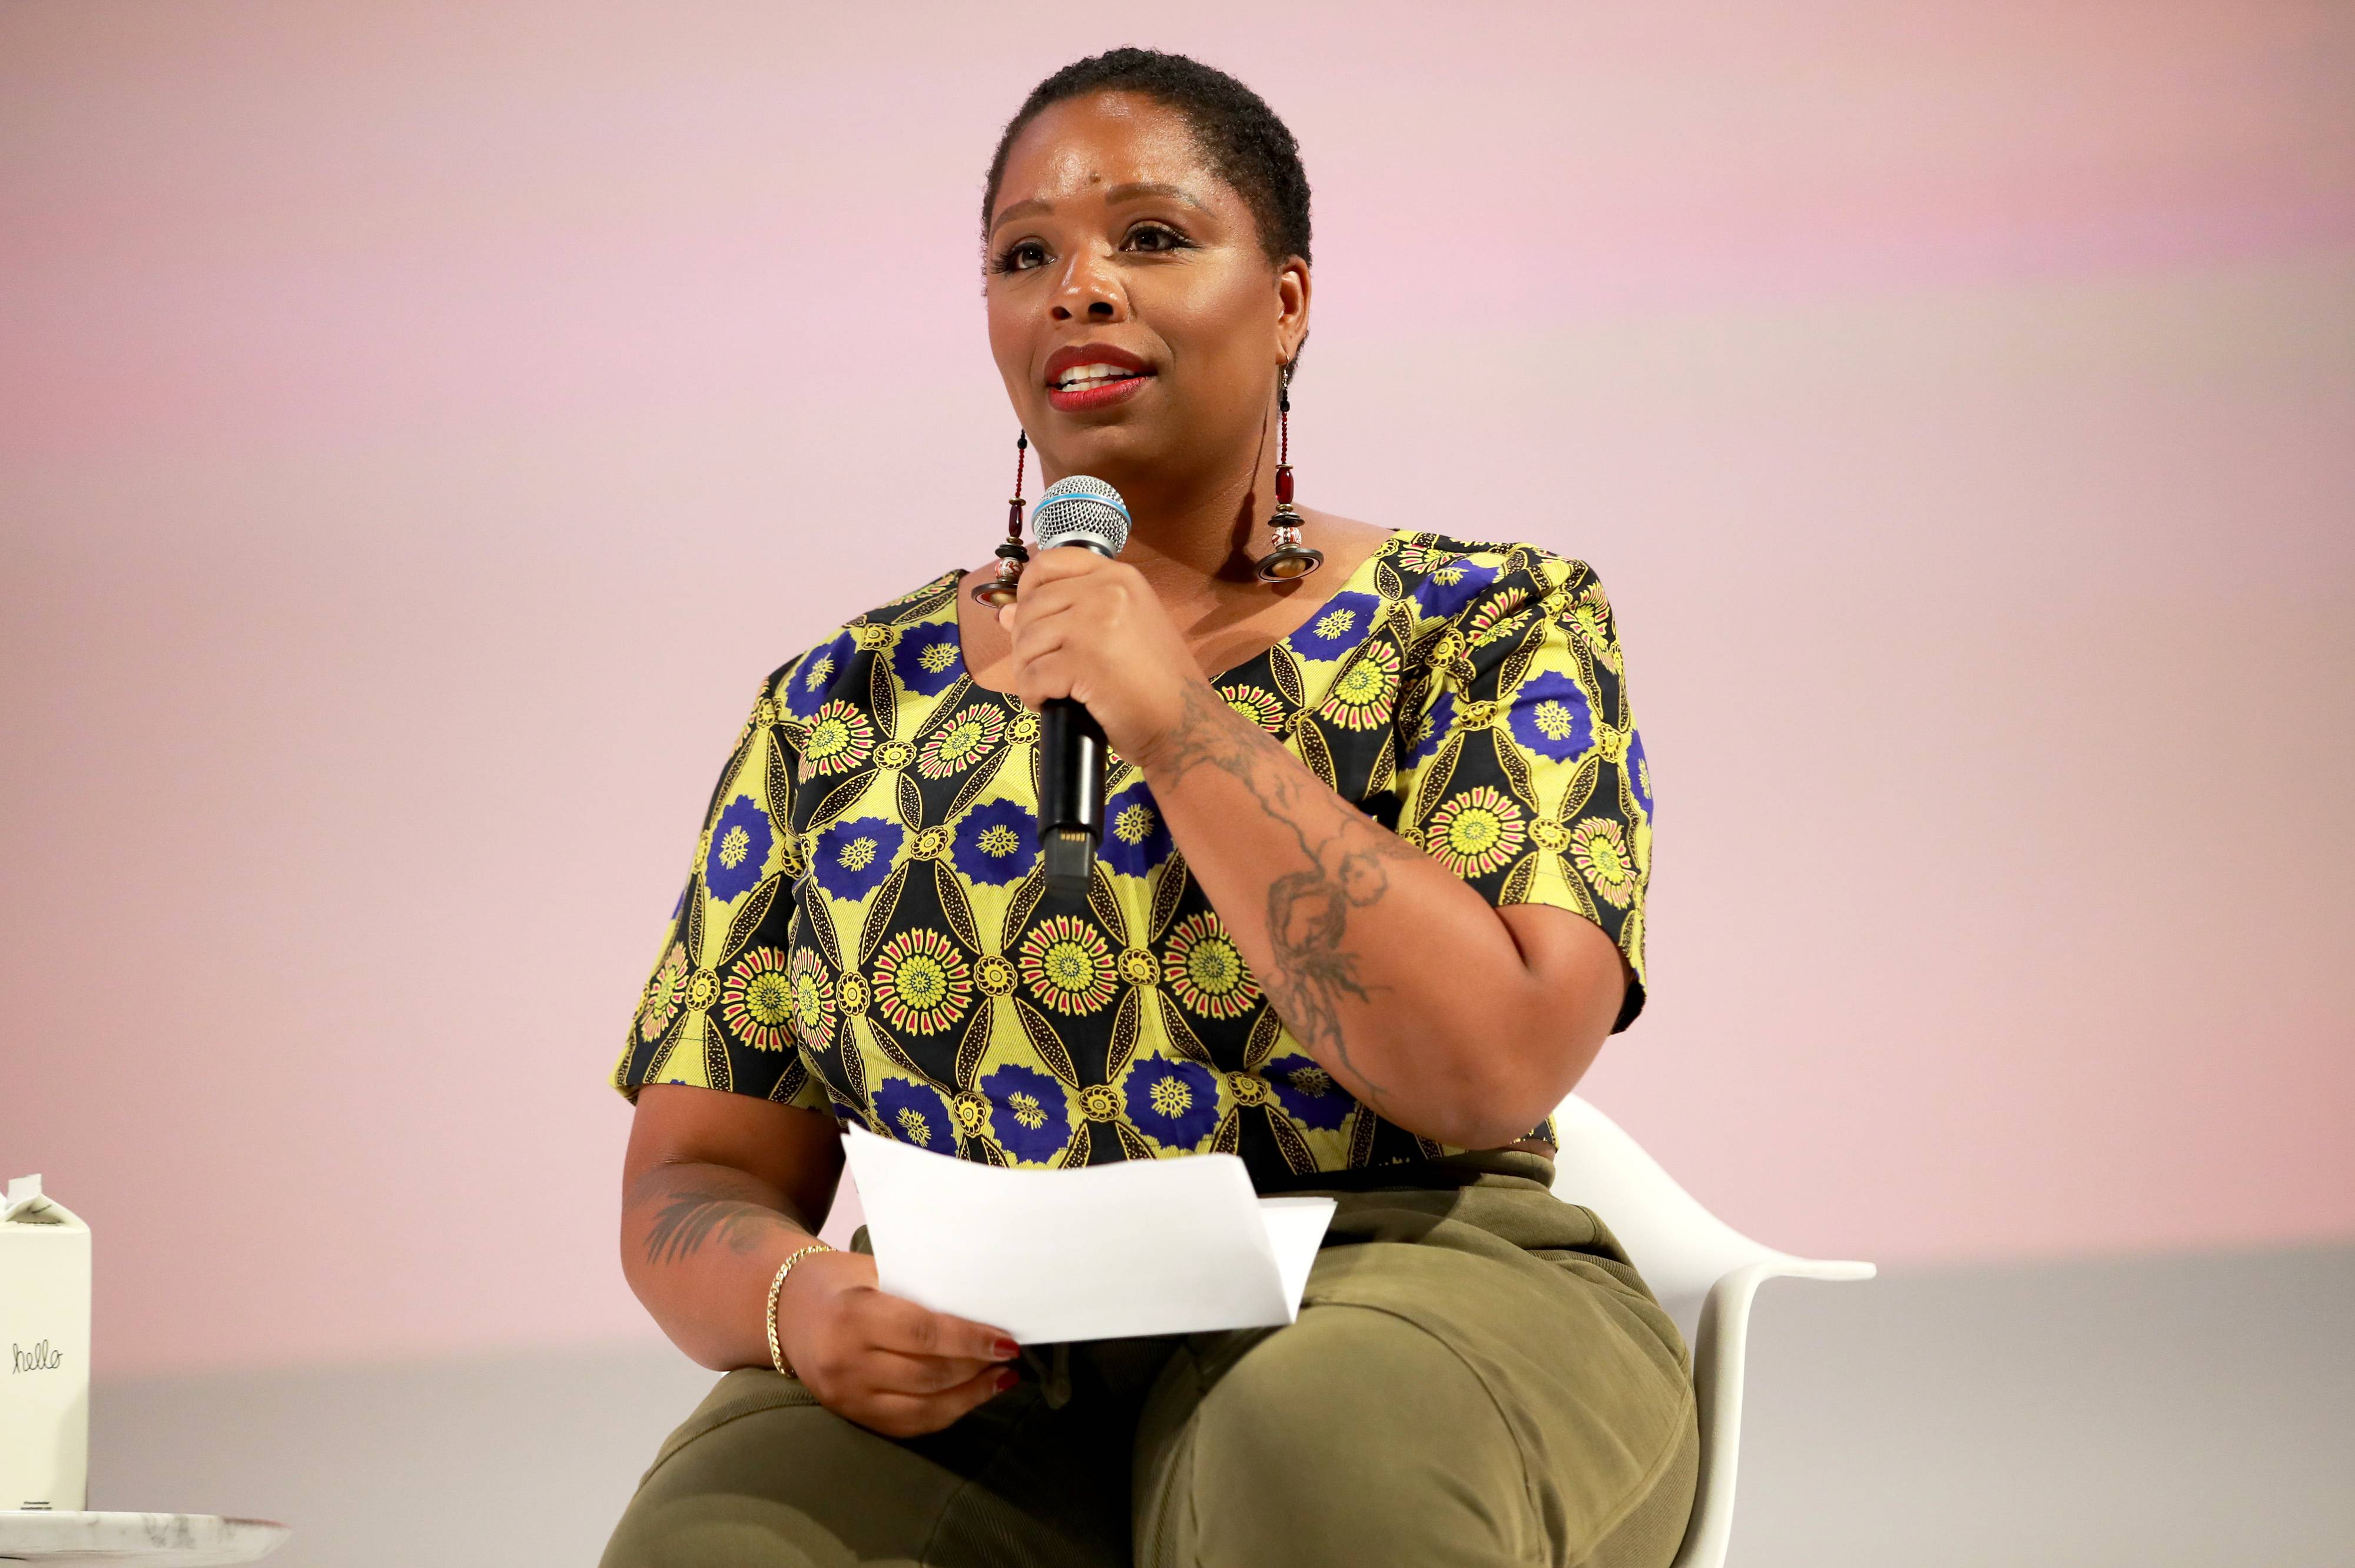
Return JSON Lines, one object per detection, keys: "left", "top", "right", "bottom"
{"left": 1031, "top": 474, "right": 1132, "bottom": 555}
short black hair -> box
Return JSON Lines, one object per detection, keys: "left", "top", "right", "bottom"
{"left": 982, "top": 48, "right": 1312, "bottom": 272}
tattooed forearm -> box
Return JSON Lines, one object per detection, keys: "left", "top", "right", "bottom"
{"left": 1145, "top": 683, "right": 1425, "bottom": 1118}
{"left": 640, "top": 1178, "right": 795, "bottom": 1267}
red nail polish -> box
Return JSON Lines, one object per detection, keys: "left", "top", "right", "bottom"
{"left": 993, "top": 1338, "right": 1019, "bottom": 1358}
{"left": 996, "top": 1368, "right": 1020, "bottom": 1392}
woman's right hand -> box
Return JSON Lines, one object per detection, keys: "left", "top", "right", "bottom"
{"left": 774, "top": 1249, "right": 1022, "bottom": 1437}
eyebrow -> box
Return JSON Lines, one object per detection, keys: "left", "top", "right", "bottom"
{"left": 989, "top": 181, "right": 1208, "bottom": 234}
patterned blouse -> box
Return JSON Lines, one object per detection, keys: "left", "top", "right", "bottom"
{"left": 611, "top": 531, "right": 1654, "bottom": 1185}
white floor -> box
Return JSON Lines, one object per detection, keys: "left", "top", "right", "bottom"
{"left": 91, "top": 1244, "right": 2354, "bottom": 1567}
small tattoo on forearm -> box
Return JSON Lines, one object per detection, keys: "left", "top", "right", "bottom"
{"left": 642, "top": 1184, "right": 785, "bottom": 1266}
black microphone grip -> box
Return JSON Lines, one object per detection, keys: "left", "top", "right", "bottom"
{"left": 1027, "top": 523, "right": 1122, "bottom": 902}
{"left": 1037, "top": 698, "right": 1106, "bottom": 902}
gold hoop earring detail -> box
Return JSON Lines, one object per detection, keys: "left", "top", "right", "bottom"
{"left": 971, "top": 430, "right": 1030, "bottom": 608}
{"left": 1255, "top": 365, "right": 1324, "bottom": 583}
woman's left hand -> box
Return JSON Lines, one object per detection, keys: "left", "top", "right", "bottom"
{"left": 997, "top": 548, "right": 1206, "bottom": 765}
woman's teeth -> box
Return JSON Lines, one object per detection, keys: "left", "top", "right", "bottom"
{"left": 1054, "top": 366, "right": 1143, "bottom": 390}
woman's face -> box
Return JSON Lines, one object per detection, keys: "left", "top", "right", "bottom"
{"left": 984, "top": 92, "right": 1308, "bottom": 502}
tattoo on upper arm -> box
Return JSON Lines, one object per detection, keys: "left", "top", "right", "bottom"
{"left": 1150, "top": 683, "right": 1424, "bottom": 1118}
{"left": 642, "top": 1181, "right": 789, "bottom": 1267}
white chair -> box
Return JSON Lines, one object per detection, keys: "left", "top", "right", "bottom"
{"left": 1548, "top": 1094, "right": 1875, "bottom": 1568}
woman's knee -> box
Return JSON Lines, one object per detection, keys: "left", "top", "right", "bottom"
{"left": 1215, "top": 1304, "right": 1512, "bottom": 1474}
{"left": 1137, "top": 1304, "right": 1541, "bottom": 1566}
{"left": 600, "top": 1393, "right": 958, "bottom": 1568}
{"left": 601, "top": 1486, "right": 844, "bottom": 1568}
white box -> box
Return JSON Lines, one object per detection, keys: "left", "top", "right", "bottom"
{"left": 1, "top": 1175, "right": 89, "bottom": 1511}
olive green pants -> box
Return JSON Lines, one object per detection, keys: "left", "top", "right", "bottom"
{"left": 601, "top": 1152, "right": 1699, "bottom": 1568}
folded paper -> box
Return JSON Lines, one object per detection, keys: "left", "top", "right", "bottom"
{"left": 841, "top": 1127, "right": 1335, "bottom": 1344}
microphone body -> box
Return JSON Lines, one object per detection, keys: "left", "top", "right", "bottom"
{"left": 1034, "top": 584, "right": 1109, "bottom": 902}
{"left": 1026, "top": 476, "right": 1134, "bottom": 901}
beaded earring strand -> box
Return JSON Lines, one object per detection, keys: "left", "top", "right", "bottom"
{"left": 971, "top": 430, "right": 1031, "bottom": 607}
{"left": 1254, "top": 363, "right": 1324, "bottom": 582}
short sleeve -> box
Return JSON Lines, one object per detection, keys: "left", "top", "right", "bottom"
{"left": 1391, "top": 552, "right": 1654, "bottom": 1031}
{"left": 610, "top": 665, "right": 835, "bottom": 1110}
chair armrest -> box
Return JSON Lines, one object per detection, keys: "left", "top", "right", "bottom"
{"left": 1669, "top": 1257, "right": 1876, "bottom": 1568}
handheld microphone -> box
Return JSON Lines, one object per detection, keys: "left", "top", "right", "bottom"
{"left": 1027, "top": 474, "right": 1133, "bottom": 901}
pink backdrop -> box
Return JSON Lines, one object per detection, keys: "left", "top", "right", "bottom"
{"left": 4, "top": 1, "right": 2350, "bottom": 1378}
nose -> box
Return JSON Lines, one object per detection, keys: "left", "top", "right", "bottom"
{"left": 1049, "top": 243, "right": 1127, "bottom": 323}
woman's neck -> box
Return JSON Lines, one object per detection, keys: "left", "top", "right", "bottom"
{"left": 1041, "top": 426, "right": 1278, "bottom": 596}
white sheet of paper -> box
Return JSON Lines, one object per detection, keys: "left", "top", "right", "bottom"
{"left": 842, "top": 1125, "right": 1337, "bottom": 1344}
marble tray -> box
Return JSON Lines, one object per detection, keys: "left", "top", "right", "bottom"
{"left": 0, "top": 1512, "right": 290, "bottom": 1564}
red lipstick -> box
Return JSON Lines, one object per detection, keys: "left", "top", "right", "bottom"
{"left": 1043, "top": 343, "right": 1155, "bottom": 413}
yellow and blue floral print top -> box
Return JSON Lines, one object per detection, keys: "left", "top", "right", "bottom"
{"left": 611, "top": 531, "right": 1654, "bottom": 1185}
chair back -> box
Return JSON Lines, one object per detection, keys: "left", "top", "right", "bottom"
{"left": 1545, "top": 1093, "right": 1783, "bottom": 1346}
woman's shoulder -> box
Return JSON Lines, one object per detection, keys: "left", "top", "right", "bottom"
{"left": 764, "top": 567, "right": 968, "bottom": 720}
{"left": 1376, "top": 531, "right": 1608, "bottom": 627}
{"left": 1385, "top": 530, "right": 1598, "bottom": 583}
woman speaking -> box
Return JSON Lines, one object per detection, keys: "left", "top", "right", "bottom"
{"left": 602, "top": 48, "right": 1693, "bottom": 1568}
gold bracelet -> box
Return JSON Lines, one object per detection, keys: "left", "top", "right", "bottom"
{"left": 765, "top": 1241, "right": 835, "bottom": 1379}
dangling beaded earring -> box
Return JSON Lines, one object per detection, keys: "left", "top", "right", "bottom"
{"left": 970, "top": 430, "right": 1031, "bottom": 608}
{"left": 1254, "top": 362, "right": 1324, "bottom": 583}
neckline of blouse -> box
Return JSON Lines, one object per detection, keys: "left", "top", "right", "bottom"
{"left": 940, "top": 527, "right": 1411, "bottom": 703}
